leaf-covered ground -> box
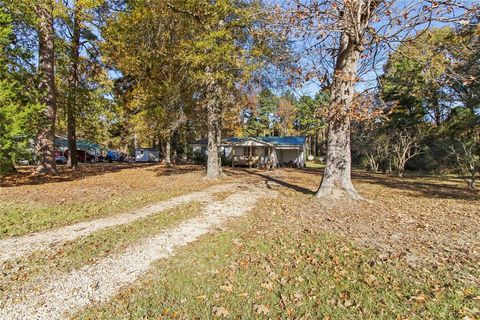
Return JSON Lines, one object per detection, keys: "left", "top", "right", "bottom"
{"left": 1, "top": 164, "right": 479, "bottom": 319}
{"left": 76, "top": 179, "right": 479, "bottom": 319}
{"left": 0, "top": 164, "right": 222, "bottom": 237}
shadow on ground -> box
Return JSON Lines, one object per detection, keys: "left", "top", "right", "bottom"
{"left": 352, "top": 171, "right": 479, "bottom": 201}
{"left": 0, "top": 163, "right": 155, "bottom": 188}
{"left": 3, "top": 162, "right": 477, "bottom": 201}
{"left": 223, "top": 168, "right": 317, "bottom": 195}
{"left": 146, "top": 164, "right": 205, "bottom": 176}
{"left": 226, "top": 167, "right": 478, "bottom": 201}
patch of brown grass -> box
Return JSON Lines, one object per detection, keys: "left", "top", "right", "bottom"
{"left": 228, "top": 168, "right": 480, "bottom": 284}
{"left": 0, "top": 164, "right": 229, "bottom": 237}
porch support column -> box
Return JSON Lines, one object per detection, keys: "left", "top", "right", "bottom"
{"left": 249, "top": 145, "right": 252, "bottom": 168}
{"left": 232, "top": 147, "right": 235, "bottom": 168}
{"left": 298, "top": 147, "right": 301, "bottom": 168}
{"left": 271, "top": 147, "right": 276, "bottom": 169}
{"left": 267, "top": 147, "right": 271, "bottom": 169}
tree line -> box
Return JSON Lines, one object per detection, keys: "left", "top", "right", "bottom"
{"left": 0, "top": 0, "right": 478, "bottom": 196}
{"left": 351, "top": 24, "right": 480, "bottom": 189}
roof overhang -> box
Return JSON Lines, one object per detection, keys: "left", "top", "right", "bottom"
{"left": 222, "top": 137, "right": 276, "bottom": 147}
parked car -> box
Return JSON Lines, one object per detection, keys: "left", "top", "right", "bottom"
{"left": 55, "top": 155, "right": 67, "bottom": 164}
{"left": 55, "top": 151, "right": 67, "bottom": 164}
{"left": 65, "top": 150, "right": 96, "bottom": 163}
{"left": 106, "top": 150, "right": 124, "bottom": 162}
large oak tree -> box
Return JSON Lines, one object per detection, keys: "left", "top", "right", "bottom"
{"left": 283, "top": 0, "right": 478, "bottom": 199}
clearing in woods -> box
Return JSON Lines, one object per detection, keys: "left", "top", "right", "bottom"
{"left": 0, "top": 163, "right": 478, "bottom": 319}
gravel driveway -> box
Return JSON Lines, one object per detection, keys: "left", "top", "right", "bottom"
{"left": 0, "top": 184, "right": 274, "bottom": 320}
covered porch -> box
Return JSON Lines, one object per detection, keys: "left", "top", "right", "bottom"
{"left": 225, "top": 139, "right": 277, "bottom": 169}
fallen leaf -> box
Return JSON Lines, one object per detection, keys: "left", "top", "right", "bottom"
{"left": 293, "top": 292, "right": 303, "bottom": 301}
{"left": 220, "top": 283, "right": 233, "bottom": 293}
{"left": 343, "top": 299, "right": 354, "bottom": 308}
{"left": 254, "top": 304, "right": 270, "bottom": 315}
{"left": 212, "top": 306, "right": 230, "bottom": 317}
{"left": 261, "top": 281, "right": 274, "bottom": 291}
{"left": 410, "top": 294, "right": 427, "bottom": 303}
{"left": 162, "top": 308, "right": 170, "bottom": 316}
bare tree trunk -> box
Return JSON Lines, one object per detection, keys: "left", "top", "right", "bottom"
{"left": 466, "top": 178, "right": 476, "bottom": 190}
{"left": 206, "top": 98, "right": 223, "bottom": 179}
{"left": 67, "top": 5, "right": 79, "bottom": 170}
{"left": 35, "top": 1, "right": 57, "bottom": 175}
{"left": 316, "top": 34, "right": 360, "bottom": 199}
{"left": 133, "top": 134, "right": 139, "bottom": 150}
{"left": 164, "top": 135, "right": 172, "bottom": 167}
{"left": 366, "top": 153, "right": 379, "bottom": 172}
{"left": 397, "top": 163, "right": 405, "bottom": 177}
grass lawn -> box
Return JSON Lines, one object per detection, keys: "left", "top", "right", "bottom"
{"left": 1, "top": 202, "right": 203, "bottom": 295}
{"left": 2, "top": 164, "right": 479, "bottom": 319}
{"left": 76, "top": 194, "right": 479, "bottom": 319}
{"left": 305, "top": 161, "right": 325, "bottom": 169}
{"left": 0, "top": 164, "right": 221, "bottom": 238}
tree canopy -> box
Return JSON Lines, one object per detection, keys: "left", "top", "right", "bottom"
{"left": 0, "top": 0, "right": 478, "bottom": 190}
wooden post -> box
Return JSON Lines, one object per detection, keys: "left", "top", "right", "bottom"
{"left": 231, "top": 147, "right": 235, "bottom": 168}
{"left": 249, "top": 145, "right": 252, "bottom": 168}
{"left": 267, "top": 147, "right": 270, "bottom": 169}
{"left": 298, "top": 147, "right": 301, "bottom": 168}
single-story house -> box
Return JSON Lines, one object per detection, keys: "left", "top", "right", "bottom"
{"left": 135, "top": 148, "right": 160, "bottom": 162}
{"left": 191, "top": 136, "right": 306, "bottom": 168}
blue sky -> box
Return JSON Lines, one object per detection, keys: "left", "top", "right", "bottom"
{"left": 97, "top": 0, "right": 476, "bottom": 99}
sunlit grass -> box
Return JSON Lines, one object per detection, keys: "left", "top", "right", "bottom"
{"left": 1, "top": 202, "right": 202, "bottom": 294}
{"left": 0, "top": 189, "right": 185, "bottom": 238}
{"left": 305, "top": 161, "right": 325, "bottom": 169}
{"left": 75, "top": 196, "right": 479, "bottom": 319}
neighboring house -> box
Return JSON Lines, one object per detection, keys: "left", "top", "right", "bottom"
{"left": 190, "top": 139, "right": 208, "bottom": 154}
{"left": 191, "top": 136, "right": 306, "bottom": 168}
{"left": 54, "top": 136, "right": 104, "bottom": 163}
{"left": 135, "top": 148, "right": 160, "bottom": 162}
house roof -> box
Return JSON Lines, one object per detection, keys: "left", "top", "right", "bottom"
{"left": 225, "top": 137, "right": 275, "bottom": 147}
{"left": 55, "top": 136, "right": 103, "bottom": 151}
{"left": 224, "top": 136, "right": 306, "bottom": 146}
{"left": 191, "top": 136, "right": 306, "bottom": 147}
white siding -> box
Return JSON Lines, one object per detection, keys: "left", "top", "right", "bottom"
{"left": 135, "top": 150, "right": 160, "bottom": 162}
{"left": 275, "top": 147, "right": 304, "bottom": 167}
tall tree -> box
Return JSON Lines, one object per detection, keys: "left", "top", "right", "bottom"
{"left": 283, "top": 0, "right": 477, "bottom": 199}
{"left": 381, "top": 28, "right": 456, "bottom": 127}
{"left": 180, "top": 0, "right": 272, "bottom": 179}
{"left": 294, "top": 92, "right": 328, "bottom": 157}
{"left": 57, "top": 0, "right": 108, "bottom": 169}
{"left": 35, "top": 0, "right": 57, "bottom": 174}
{"left": 276, "top": 91, "right": 297, "bottom": 136}
{"left": 0, "top": 7, "right": 40, "bottom": 175}
{"left": 66, "top": 2, "right": 80, "bottom": 169}
{"left": 244, "top": 88, "right": 278, "bottom": 136}
{"left": 103, "top": 0, "right": 194, "bottom": 165}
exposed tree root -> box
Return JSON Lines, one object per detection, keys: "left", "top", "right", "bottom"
{"left": 315, "top": 186, "right": 364, "bottom": 201}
